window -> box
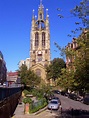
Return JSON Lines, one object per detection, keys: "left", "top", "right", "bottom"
{"left": 40, "top": 13, "right": 42, "bottom": 19}
{"left": 45, "top": 50, "right": 47, "bottom": 53}
{"left": 38, "top": 55, "right": 42, "bottom": 62}
{"left": 33, "top": 51, "right": 35, "bottom": 53}
{"left": 41, "top": 22, "right": 45, "bottom": 29}
{"left": 35, "top": 32, "right": 39, "bottom": 47}
{"left": 36, "top": 69, "right": 41, "bottom": 77}
{"left": 35, "top": 21, "right": 45, "bottom": 29}
{"left": 42, "top": 32, "right": 45, "bottom": 47}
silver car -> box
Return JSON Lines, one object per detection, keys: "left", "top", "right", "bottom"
{"left": 48, "top": 99, "right": 60, "bottom": 110}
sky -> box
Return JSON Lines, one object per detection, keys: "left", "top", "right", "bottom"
{"left": 0, "top": 0, "right": 82, "bottom": 72}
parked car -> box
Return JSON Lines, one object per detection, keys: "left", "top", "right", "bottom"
{"left": 52, "top": 90, "right": 60, "bottom": 94}
{"left": 83, "top": 93, "right": 89, "bottom": 105}
{"left": 48, "top": 99, "right": 60, "bottom": 110}
{"left": 76, "top": 96, "right": 83, "bottom": 101}
{"left": 60, "top": 91, "right": 66, "bottom": 96}
{"left": 68, "top": 93, "right": 78, "bottom": 101}
{"left": 52, "top": 96, "right": 61, "bottom": 105}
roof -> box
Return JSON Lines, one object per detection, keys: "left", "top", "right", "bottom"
{"left": 7, "top": 72, "right": 18, "bottom": 76}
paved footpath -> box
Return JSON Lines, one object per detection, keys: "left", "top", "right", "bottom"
{"left": 12, "top": 102, "right": 57, "bottom": 118}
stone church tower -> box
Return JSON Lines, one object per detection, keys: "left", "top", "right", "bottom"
{"left": 30, "top": 0, "right": 51, "bottom": 82}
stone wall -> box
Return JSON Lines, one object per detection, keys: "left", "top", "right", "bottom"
{"left": 0, "top": 91, "right": 22, "bottom": 118}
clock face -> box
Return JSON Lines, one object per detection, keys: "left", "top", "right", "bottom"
{"left": 38, "top": 51, "right": 41, "bottom": 54}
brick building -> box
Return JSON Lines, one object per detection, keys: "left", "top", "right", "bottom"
{"left": 7, "top": 71, "right": 18, "bottom": 82}
{"left": 66, "top": 28, "right": 89, "bottom": 70}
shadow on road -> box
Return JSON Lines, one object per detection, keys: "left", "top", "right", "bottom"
{"left": 56, "top": 108, "right": 89, "bottom": 118}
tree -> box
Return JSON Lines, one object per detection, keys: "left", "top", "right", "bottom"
{"left": 57, "top": 0, "right": 89, "bottom": 37}
{"left": 56, "top": 0, "right": 89, "bottom": 92}
{"left": 72, "top": 30, "right": 89, "bottom": 92}
{"left": 18, "top": 64, "right": 28, "bottom": 84}
{"left": 18, "top": 64, "right": 41, "bottom": 87}
{"left": 46, "top": 58, "right": 66, "bottom": 81}
{"left": 60, "top": 30, "right": 89, "bottom": 92}
{"left": 57, "top": 68, "right": 75, "bottom": 91}
{"left": 70, "top": 0, "right": 89, "bottom": 28}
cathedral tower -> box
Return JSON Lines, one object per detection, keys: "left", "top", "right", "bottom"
{"left": 30, "top": 0, "right": 51, "bottom": 81}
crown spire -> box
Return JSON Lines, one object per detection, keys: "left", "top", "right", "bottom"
{"left": 32, "top": 9, "right": 35, "bottom": 19}
{"left": 40, "top": 0, "right": 42, "bottom": 6}
{"left": 38, "top": 0, "right": 44, "bottom": 20}
{"left": 39, "top": 0, "right": 43, "bottom": 9}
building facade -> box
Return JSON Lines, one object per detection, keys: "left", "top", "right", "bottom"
{"left": 0, "top": 51, "right": 7, "bottom": 84}
{"left": 29, "top": 1, "right": 51, "bottom": 82}
{"left": 18, "top": 58, "right": 30, "bottom": 70}
{"left": 7, "top": 71, "right": 18, "bottom": 82}
{"left": 66, "top": 28, "right": 89, "bottom": 70}
{"left": 18, "top": 1, "right": 51, "bottom": 82}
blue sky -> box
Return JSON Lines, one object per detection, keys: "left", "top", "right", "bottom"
{"left": 0, "top": 0, "right": 82, "bottom": 72}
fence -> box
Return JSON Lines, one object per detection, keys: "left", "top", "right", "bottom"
{"left": 30, "top": 98, "right": 47, "bottom": 113}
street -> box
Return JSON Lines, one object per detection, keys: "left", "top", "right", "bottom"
{"left": 14, "top": 94, "right": 89, "bottom": 118}
{"left": 37, "top": 94, "right": 89, "bottom": 117}
{"left": 56, "top": 94, "right": 89, "bottom": 110}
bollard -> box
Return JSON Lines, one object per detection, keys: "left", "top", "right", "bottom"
{"left": 60, "top": 105, "right": 62, "bottom": 114}
{"left": 51, "top": 106, "right": 52, "bottom": 113}
{"left": 25, "top": 103, "right": 29, "bottom": 114}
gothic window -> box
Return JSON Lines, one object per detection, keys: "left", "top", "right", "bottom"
{"left": 40, "top": 13, "right": 42, "bottom": 19}
{"left": 45, "top": 50, "right": 47, "bottom": 53}
{"left": 35, "top": 20, "right": 45, "bottom": 29}
{"left": 42, "top": 32, "right": 45, "bottom": 47}
{"left": 41, "top": 22, "right": 45, "bottom": 29}
{"left": 71, "top": 44, "right": 73, "bottom": 48}
{"left": 36, "top": 69, "right": 41, "bottom": 77}
{"left": 38, "top": 56, "right": 42, "bottom": 62}
{"left": 35, "top": 32, "right": 39, "bottom": 47}
{"left": 38, "top": 55, "right": 42, "bottom": 62}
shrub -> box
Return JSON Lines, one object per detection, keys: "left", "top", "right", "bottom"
{"left": 29, "top": 98, "right": 47, "bottom": 113}
{"left": 23, "top": 97, "right": 32, "bottom": 104}
{"left": 23, "top": 89, "right": 30, "bottom": 96}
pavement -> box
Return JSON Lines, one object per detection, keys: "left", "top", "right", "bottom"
{"left": 13, "top": 102, "right": 39, "bottom": 118}
{"left": 12, "top": 102, "right": 57, "bottom": 118}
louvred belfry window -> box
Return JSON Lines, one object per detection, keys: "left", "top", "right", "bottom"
{"left": 42, "top": 32, "right": 45, "bottom": 47}
{"left": 35, "top": 32, "right": 39, "bottom": 47}
{"left": 40, "top": 13, "right": 42, "bottom": 19}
